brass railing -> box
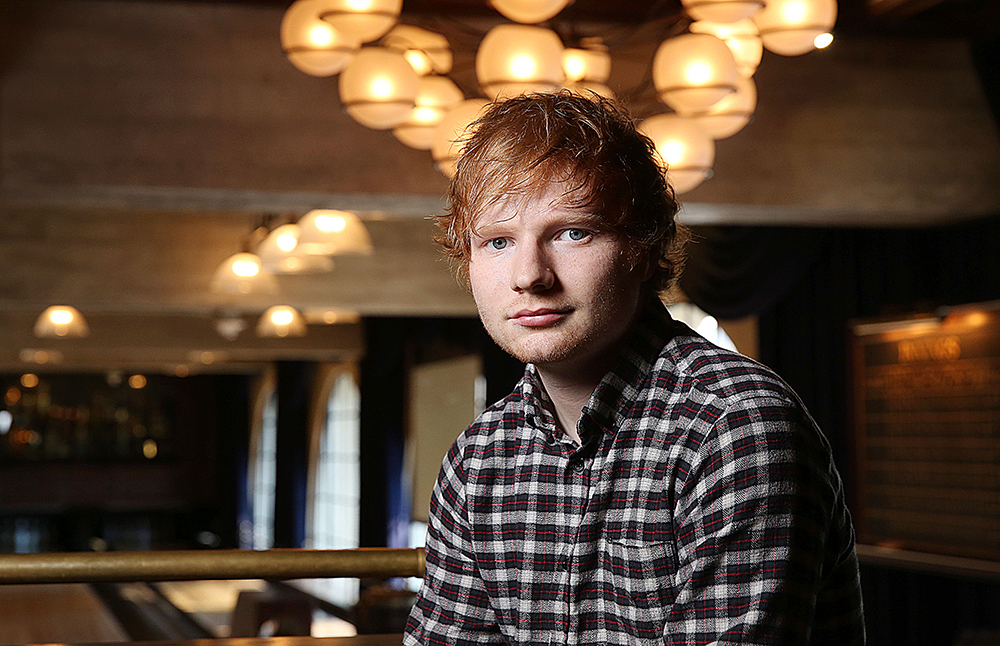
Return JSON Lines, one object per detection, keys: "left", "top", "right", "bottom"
{"left": 0, "top": 547, "right": 425, "bottom": 585}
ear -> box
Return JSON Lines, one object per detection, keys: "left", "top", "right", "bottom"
{"left": 634, "top": 251, "right": 657, "bottom": 283}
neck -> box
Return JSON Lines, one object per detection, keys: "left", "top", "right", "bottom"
{"left": 536, "top": 357, "right": 612, "bottom": 446}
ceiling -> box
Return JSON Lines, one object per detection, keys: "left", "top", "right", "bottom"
{"left": 0, "top": 0, "right": 998, "bottom": 372}
{"left": 162, "top": 0, "right": 1000, "bottom": 36}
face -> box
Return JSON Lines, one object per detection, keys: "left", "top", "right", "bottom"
{"left": 468, "top": 182, "right": 649, "bottom": 379}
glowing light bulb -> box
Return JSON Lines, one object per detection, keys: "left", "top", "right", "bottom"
{"left": 564, "top": 54, "right": 586, "bottom": 81}
{"left": 49, "top": 308, "right": 74, "bottom": 325}
{"left": 272, "top": 310, "right": 294, "bottom": 326}
{"left": 309, "top": 24, "right": 334, "bottom": 47}
{"left": 510, "top": 54, "right": 536, "bottom": 79}
{"left": 685, "top": 62, "right": 713, "bottom": 85}
{"left": 277, "top": 233, "right": 298, "bottom": 252}
{"left": 317, "top": 214, "right": 347, "bottom": 232}
{"left": 404, "top": 50, "right": 432, "bottom": 75}
{"left": 370, "top": 76, "right": 393, "bottom": 98}
{"left": 782, "top": 1, "right": 808, "bottom": 23}
{"left": 814, "top": 32, "right": 834, "bottom": 48}
{"left": 412, "top": 106, "right": 440, "bottom": 124}
{"left": 232, "top": 259, "right": 260, "bottom": 277}
{"left": 661, "top": 141, "right": 686, "bottom": 165}
{"left": 348, "top": 0, "right": 372, "bottom": 9}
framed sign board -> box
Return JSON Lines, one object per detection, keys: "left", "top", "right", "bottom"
{"left": 851, "top": 301, "right": 1000, "bottom": 561}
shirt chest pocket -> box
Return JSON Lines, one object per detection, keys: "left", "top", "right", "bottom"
{"left": 595, "top": 478, "right": 679, "bottom": 638}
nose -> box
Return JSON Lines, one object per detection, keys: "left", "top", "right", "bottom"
{"left": 511, "top": 241, "right": 554, "bottom": 293}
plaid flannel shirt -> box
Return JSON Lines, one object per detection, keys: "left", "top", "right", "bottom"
{"left": 405, "top": 301, "right": 865, "bottom": 645}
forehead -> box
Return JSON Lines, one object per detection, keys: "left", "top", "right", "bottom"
{"left": 470, "top": 180, "right": 599, "bottom": 232}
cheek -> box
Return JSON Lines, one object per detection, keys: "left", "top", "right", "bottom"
{"left": 467, "top": 261, "right": 495, "bottom": 305}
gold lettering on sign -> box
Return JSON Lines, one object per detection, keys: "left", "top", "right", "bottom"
{"left": 897, "top": 335, "right": 961, "bottom": 362}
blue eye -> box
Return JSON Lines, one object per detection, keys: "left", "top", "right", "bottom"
{"left": 560, "top": 228, "right": 589, "bottom": 242}
{"left": 488, "top": 238, "right": 509, "bottom": 251}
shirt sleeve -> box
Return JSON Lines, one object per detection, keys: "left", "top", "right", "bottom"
{"left": 404, "top": 440, "right": 505, "bottom": 646}
{"left": 664, "top": 394, "right": 865, "bottom": 646}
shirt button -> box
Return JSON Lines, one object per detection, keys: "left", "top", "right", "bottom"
{"left": 571, "top": 460, "right": 585, "bottom": 473}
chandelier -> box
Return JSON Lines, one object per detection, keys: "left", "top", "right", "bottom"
{"left": 279, "top": 0, "right": 837, "bottom": 194}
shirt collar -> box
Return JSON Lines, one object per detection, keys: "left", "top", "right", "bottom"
{"left": 516, "top": 297, "right": 684, "bottom": 441}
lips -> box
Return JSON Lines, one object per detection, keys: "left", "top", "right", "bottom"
{"left": 510, "top": 308, "right": 571, "bottom": 327}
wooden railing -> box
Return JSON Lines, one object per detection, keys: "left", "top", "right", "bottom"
{"left": 0, "top": 547, "right": 425, "bottom": 585}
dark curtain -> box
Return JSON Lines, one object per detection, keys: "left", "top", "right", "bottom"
{"left": 679, "top": 214, "right": 1000, "bottom": 646}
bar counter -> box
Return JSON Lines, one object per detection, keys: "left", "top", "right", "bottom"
{"left": 70, "top": 636, "right": 403, "bottom": 646}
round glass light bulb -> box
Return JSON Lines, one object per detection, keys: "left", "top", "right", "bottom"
{"left": 476, "top": 24, "right": 564, "bottom": 100}
{"left": 562, "top": 46, "right": 611, "bottom": 83}
{"left": 681, "top": 76, "right": 757, "bottom": 140}
{"left": 753, "top": 0, "right": 837, "bottom": 56}
{"left": 639, "top": 114, "right": 715, "bottom": 194}
{"left": 339, "top": 47, "right": 420, "bottom": 129}
{"left": 432, "top": 99, "right": 489, "bottom": 178}
{"left": 393, "top": 75, "right": 464, "bottom": 150}
{"left": 653, "top": 34, "right": 739, "bottom": 113}
{"left": 280, "top": 0, "right": 361, "bottom": 77}
{"left": 382, "top": 24, "right": 453, "bottom": 75}
{"left": 489, "top": 0, "right": 572, "bottom": 24}
{"left": 318, "top": 0, "right": 402, "bottom": 43}
{"left": 689, "top": 19, "right": 763, "bottom": 78}
{"left": 680, "top": 0, "right": 765, "bottom": 24}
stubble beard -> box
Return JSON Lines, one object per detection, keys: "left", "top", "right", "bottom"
{"left": 482, "top": 299, "right": 621, "bottom": 371}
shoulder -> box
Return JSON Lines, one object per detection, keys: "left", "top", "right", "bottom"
{"left": 446, "top": 385, "right": 525, "bottom": 466}
{"left": 667, "top": 331, "right": 790, "bottom": 399}
{"left": 657, "top": 330, "right": 834, "bottom": 462}
{"left": 661, "top": 329, "right": 802, "bottom": 417}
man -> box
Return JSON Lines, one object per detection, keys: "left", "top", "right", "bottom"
{"left": 404, "top": 92, "right": 865, "bottom": 645}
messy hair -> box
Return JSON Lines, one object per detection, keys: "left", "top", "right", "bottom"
{"left": 435, "top": 91, "right": 688, "bottom": 293}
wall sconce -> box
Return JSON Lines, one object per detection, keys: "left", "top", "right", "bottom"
{"left": 257, "top": 305, "right": 308, "bottom": 338}
{"left": 34, "top": 306, "right": 89, "bottom": 338}
{"left": 297, "top": 209, "right": 374, "bottom": 256}
{"left": 257, "top": 223, "right": 335, "bottom": 273}
{"left": 211, "top": 251, "right": 279, "bottom": 295}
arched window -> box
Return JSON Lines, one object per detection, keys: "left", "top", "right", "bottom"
{"left": 306, "top": 367, "right": 361, "bottom": 607}
{"left": 247, "top": 376, "right": 277, "bottom": 551}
